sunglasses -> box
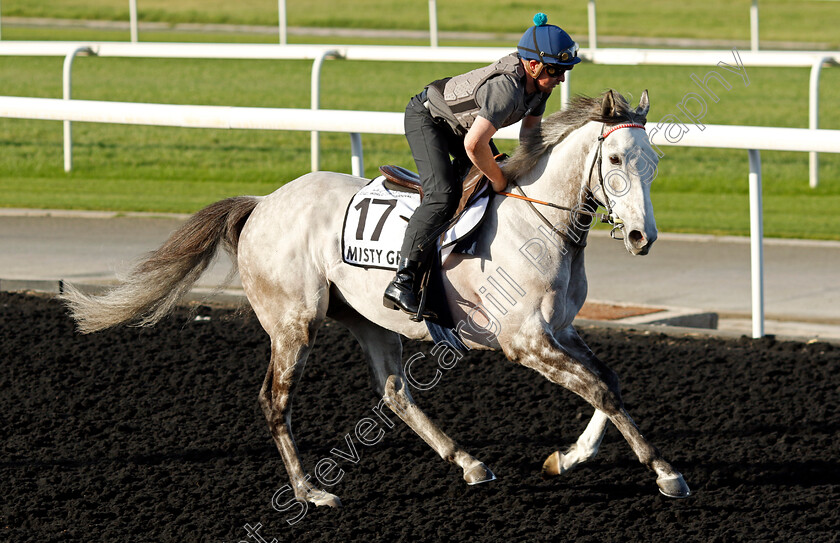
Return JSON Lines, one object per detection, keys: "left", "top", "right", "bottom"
{"left": 543, "top": 64, "right": 570, "bottom": 77}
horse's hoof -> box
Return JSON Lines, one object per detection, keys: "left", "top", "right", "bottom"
{"left": 542, "top": 445, "right": 581, "bottom": 479}
{"left": 464, "top": 462, "right": 496, "bottom": 485}
{"left": 541, "top": 450, "right": 563, "bottom": 479}
{"left": 309, "top": 491, "right": 343, "bottom": 508}
{"left": 656, "top": 473, "right": 691, "bottom": 498}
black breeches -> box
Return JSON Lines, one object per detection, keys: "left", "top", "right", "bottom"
{"left": 401, "top": 96, "right": 470, "bottom": 262}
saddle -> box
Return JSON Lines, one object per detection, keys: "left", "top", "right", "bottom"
{"left": 377, "top": 162, "right": 494, "bottom": 326}
{"left": 379, "top": 163, "right": 489, "bottom": 217}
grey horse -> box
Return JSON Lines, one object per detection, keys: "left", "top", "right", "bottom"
{"left": 61, "top": 90, "right": 691, "bottom": 508}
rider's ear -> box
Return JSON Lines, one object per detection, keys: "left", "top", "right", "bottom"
{"left": 527, "top": 59, "right": 543, "bottom": 78}
{"left": 636, "top": 89, "right": 650, "bottom": 123}
{"left": 600, "top": 90, "right": 618, "bottom": 119}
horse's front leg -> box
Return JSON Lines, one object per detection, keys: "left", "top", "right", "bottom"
{"left": 508, "top": 324, "right": 690, "bottom": 498}
{"left": 540, "top": 330, "right": 609, "bottom": 477}
{"left": 542, "top": 409, "right": 609, "bottom": 478}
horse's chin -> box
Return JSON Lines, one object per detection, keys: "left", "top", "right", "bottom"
{"left": 624, "top": 237, "right": 654, "bottom": 256}
{"left": 621, "top": 223, "right": 657, "bottom": 256}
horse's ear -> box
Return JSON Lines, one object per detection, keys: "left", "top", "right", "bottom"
{"left": 600, "top": 90, "right": 618, "bottom": 118}
{"left": 636, "top": 89, "right": 650, "bottom": 122}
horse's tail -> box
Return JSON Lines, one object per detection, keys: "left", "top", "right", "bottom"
{"left": 61, "top": 196, "right": 261, "bottom": 334}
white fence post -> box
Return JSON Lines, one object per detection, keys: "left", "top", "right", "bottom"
{"left": 750, "top": 0, "right": 759, "bottom": 52}
{"left": 748, "top": 149, "right": 764, "bottom": 338}
{"left": 278, "top": 0, "right": 287, "bottom": 45}
{"left": 561, "top": 70, "right": 571, "bottom": 109}
{"left": 809, "top": 57, "right": 830, "bottom": 188}
{"left": 310, "top": 49, "right": 341, "bottom": 172}
{"left": 587, "top": 0, "right": 597, "bottom": 50}
{"left": 350, "top": 133, "right": 364, "bottom": 177}
{"left": 428, "top": 0, "right": 438, "bottom": 48}
{"left": 129, "top": 0, "right": 138, "bottom": 43}
{"left": 63, "top": 47, "right": 94, "bottom": 172}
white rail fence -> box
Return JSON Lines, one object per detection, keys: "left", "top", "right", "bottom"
{"left": 0, "top": 0, "right": 771, "bottom": 50}
{"left": 587, "top": 0, "right": 762, "bottom": 51}
{"left": 2, "top": 95, "right": 840, "bottom": 338}
{"left": 1, "top": 41, "right": 838, "bottom": 185}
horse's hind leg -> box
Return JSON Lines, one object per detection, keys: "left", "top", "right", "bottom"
{"left": 258, "top": 316, "right": 341, "bottom": 508}
{"left": 511, "top": 324, "right": 690, "bottom": 498}
{"left": 382, "top": 375, "right": 496, "bottom": 484}
{"left": 333, "top": 310, "right": 495, "bottom": 485}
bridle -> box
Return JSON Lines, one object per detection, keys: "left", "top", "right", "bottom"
{"left": 501, "top": 122, "right": 647, "bottom": 245}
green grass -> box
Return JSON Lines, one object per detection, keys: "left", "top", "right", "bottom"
{"left": 1, "top": 21, "right": 839, "bottom": 238}
{"left": 0, "top": 25, "right": 501, "bottom": 48}
{"left": 3, "top": 0, "right": 839, "bottom": 47}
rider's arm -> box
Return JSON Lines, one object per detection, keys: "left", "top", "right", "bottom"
{"left": 520, "top": 114, "right": 542, "bottom": 143}
{"left": 464, "top": 116, "right": 507, "bottom": 193}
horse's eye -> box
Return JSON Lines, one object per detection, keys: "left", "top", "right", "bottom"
{"left": 609, "top": 155, "right": 621, "bottom": 165}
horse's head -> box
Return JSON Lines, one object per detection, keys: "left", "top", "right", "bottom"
{"left": 589, "top": 90, "right": 658, "bottom": 256}
{"left": 504, "top": 90, "right": 659, "bottom": 256}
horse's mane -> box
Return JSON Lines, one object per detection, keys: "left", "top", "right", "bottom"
{"left": 504, "top": 90, "right": 644, "bottom": 184}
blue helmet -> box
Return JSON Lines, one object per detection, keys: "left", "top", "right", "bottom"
{"left": 517, "top": 13, "right": 581, "bottom": 67}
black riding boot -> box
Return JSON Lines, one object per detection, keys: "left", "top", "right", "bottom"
{"left": 383, "top": 258, "right": 438, "bottom": 322}
{"left": 383, "top": 258, "right": 422, "bottom": 314}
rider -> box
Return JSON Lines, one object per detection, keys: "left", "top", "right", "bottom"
{"left": 383, "top": 13, "right": 581, "bottom": 320}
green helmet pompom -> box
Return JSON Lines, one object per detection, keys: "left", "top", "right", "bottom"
{"left": 533, "top": 12, "right": 548, "bottom": 26}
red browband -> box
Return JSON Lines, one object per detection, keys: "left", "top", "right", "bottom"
{"left": 600, "top": 123, "right": 646, "bottom": 140}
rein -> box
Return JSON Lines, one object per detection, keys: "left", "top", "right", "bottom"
{"left": 497, "top": 188, "right": 608, "bottom": 221}
{"left": 502, "top": 122, "right": 646, "bottom": 244}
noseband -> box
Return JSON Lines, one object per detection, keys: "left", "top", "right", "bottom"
{"left": 504, "top": 122, "right": 646, "bottom": 245}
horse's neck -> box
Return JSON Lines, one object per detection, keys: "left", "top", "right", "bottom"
{"left": 452, "top": 122, "right": 602, "bottom": 332}
{"left": 514, "top": 121, "right": 600, "bottom": 219}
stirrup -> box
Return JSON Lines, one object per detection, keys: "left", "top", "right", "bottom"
{"left": 383, "top": 294, "right": 437, "bottom": 321}
{"left": 411, "top": 263, "right": 437, "bottom": 322}
{"left": 410, "top": 305, "right": 438, "bottom": 323}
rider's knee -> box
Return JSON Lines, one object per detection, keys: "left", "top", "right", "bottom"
{"left": 426, "top": 190, "right": 460, "bottom": 217}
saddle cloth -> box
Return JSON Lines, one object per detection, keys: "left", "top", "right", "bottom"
{"left": 341, "top": 176, "right": 490, "bottom": 270}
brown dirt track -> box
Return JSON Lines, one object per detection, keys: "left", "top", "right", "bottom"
{"left": 2, "top": 291, "right": 838, "bottom": 542}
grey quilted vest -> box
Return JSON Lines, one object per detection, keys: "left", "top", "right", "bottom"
{"left": 426, "top": 53, "right": 526, "bottom": 136}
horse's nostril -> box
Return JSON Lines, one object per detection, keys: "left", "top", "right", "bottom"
{"left": 629, "top": 230, "right": 644, "bottom": 245}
